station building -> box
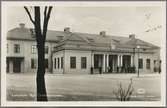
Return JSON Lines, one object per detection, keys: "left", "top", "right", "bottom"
{"left": 6, "top": 23, "right": 161, "bottom": 74}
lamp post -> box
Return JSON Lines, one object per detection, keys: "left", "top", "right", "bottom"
{"left": 133, "top": 48, "right": 135, "bottom": 67}
{"left": 136, "top": 45, "right": 140, "bottom": 77}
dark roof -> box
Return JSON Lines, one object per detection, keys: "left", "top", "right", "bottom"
{"left": 7, "top": 27, "right": 159, "bottom": 49}
{"left": 60, "top": 32, "right": 159, "bottom": 49}
{"left": 7, "top": 27, "right": 65, "bottom": 42}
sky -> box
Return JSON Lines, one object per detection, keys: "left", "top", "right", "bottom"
{"left": 3, "top": 2, "right": 166, "bottom": 48}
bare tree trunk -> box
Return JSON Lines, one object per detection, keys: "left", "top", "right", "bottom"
{"left": 36, "top": 41, "right": 47, "bottom": 101}
{"left": 24, "top": 6, "right": 52, "bottom": 101}
{"left": 34, "top": 7, "right": 48, "bottom": 101}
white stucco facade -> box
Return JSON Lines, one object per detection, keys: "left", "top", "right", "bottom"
{"left": 6, "top": 25, "right": 161, "bottom": 74}
{"left": 7, "top": 39, "right": 57, "bottom": 73}
{"left": 52, "top": 50, "right": 92, "bottom": 74}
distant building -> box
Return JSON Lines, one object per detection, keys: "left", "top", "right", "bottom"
{"left": 6, "top": 23, "right": 161, "bottom": 74}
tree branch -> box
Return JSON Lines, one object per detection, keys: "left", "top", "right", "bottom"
{"left": 44, "top": 6, "right": 48, "bottom": 18}
{"left": 34, "top": 6, "right": 42, "bottom": 43}
{"left": 24, "top": 6, "right": 35, "bottom": 25}
{"left": 46, "top": 6, "right": 52, "bottom": 20}
{"left": 42, "top": 6, "right": 53, "bottom": 40}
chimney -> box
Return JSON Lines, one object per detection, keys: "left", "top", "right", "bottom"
{"left": 64, "top": 27, "right": 70, "bottom": 33}
{"left": 99, "top": 31, "right": 106, "bottom": 37}
{"left": 19, "top": 23, "right": 25, "bottom": 29}
{"left": 129, "top": 34, "right": 135, "bottom": 39}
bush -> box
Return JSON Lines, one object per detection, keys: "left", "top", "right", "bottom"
{"left": 113, "top": 78, "right": 134, "bottom": 101}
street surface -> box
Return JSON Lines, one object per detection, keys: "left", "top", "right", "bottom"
{"left": 6, "top": 73, "right": 161, "bottom": 101}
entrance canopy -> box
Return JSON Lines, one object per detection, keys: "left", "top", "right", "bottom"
{"left": 7, "top": 57, "right": 24, "bottom": 61}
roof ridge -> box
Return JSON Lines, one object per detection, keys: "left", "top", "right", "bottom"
{"left": 8, "top": 27, "right": 129, "bottom": 39}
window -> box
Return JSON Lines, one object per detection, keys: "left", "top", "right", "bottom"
{"left": 146, "top": 59, "right": 150, "bottom": 69}
{"left": 31, "top": 45, "right": 37, "bottom": 54}
{"left": 45, "top": 46, "right": 49, "bottom": 54}
{"left": 81, "top": 57, "right": 87, "bottom": 69}
{"left": 31, "top": 46, "right": 48, "bottom": 54}
{"left": 70, "top": 57, "right": 76, "bottom": 69}
{"left": 54, "top": 58, "right": 56, "bottom": 69}
{"left": 14, "top": 44, "right": 20, "bottom": 53}
{"left": 61, "top": 57, "right": 63, "bottom": 69}
{"left": 138, "top": 59, "right": 143, "bottom": 69}
{"left": 154, "top": 60, "right": 156, "bottom": 65}
{"left": 45, "top": 59, "right": 48, "bottom": 68}
{"left": 31, "top": 59, "right": 37, "bottom": 69}
{"left": 57, "top": 58, "right": 60, "bottom": 69}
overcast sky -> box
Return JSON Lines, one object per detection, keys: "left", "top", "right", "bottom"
{"left": 3, "top": 2, "right": 165, "bottom": 48}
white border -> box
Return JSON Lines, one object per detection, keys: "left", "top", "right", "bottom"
{"left": 1, "top": 1, "right": 166, "bottom": 7}
{"left": 1, "top": 1, "right": 166, "bottom": 107}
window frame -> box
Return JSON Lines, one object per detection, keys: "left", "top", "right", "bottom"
{"left": 45, "top": 59, "right": 48, "bottom": 69}
{"left": 70, "top": 57, "right": 76, "bottom": 69}
{"left": 31, "top": 45, "right": 37, "bottom": 54}
{"left": 57, "top": 58, "right": 60, "bottom": 69}
{"left": 54, "top": 58, "right": 56, "bottom": 69}
{"left": 81, "top": 57, "right": 87, "bottom": 69}
{"left": 45, "top": 46, "right": 49, "bottom": 54}
{"left": 14, "top": 44, "right": 20, "bottom": 53}
{"left": 146, "top": 59, "right": 151, "bottom": 69}
{"left": 61, "top": 57, "right": 63, "bottom": 69}
{"left": 31, "top": 58, "right": 37, "bottom": 69}
{"left": 138, "top": 58, "right": 143, "bottom": 69}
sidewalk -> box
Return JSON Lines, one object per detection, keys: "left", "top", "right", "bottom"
{"left": 97, "top": 72, "right": 160, "bottom": 77}
{"left": 7, "top": 72, "right": 161, "bottom": 79}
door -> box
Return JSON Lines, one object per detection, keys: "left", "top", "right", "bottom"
{"left": 109, "top": 55, "right": 117, "bottom": 72}
{"left": 13, "top": 60, "right": 21, "bottom": 73}
{"left": 6, "top": 60, "right": 9, "bottom": 73}
{"left": 109, "top": 56, "right": 113, "bottom": 72}
{"left": 94, "top": 54, "right": 103, "bottom": 69}
{"left": 123, "top": 55, "right": 131, "bottom": 68}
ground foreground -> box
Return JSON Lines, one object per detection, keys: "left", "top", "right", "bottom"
{"left": 6, "top": 73, "right": 161, "bottom": 101}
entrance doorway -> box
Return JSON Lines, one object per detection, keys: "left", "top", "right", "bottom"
{"left": 94, "top": 54, "right": 103, "bottom": 69}
{"left": 122, "top": 55, "right": 131, "bottom": 68}
{"left": 13, "top": 60, "right": 21, "bottom": 73}
{"left": 6, "top": 57, "right": 24, "bottom": 73}
{"left": 109, "top": 55, "right": 118, "bottom": 73}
